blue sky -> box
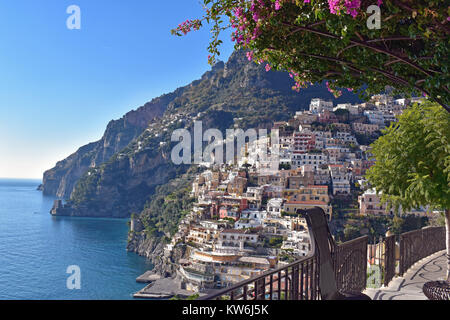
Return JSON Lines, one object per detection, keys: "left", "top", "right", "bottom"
{"left": 0, "top": 0, "right": 234, "bottom": 179}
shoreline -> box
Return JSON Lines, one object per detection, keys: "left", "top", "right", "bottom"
{"left": 133, "top": 273, "right": 194, "bottom": 299}
{"left": 136, "top": 271, "right": 162, "bottom": 283}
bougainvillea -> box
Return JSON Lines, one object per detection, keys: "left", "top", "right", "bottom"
{"left": 172, "top": 0, "right": 449, "bottom": 111}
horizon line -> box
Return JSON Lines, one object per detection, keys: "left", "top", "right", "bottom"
{"left": 0, "top": 177, "right": 42, "bottom": 181}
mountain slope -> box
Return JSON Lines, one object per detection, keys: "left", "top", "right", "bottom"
{"left": 42, "top": 90, "right": 185, "bottom": 198}
{"left": 49, "top": 50, "right": 361, "bottom": 218}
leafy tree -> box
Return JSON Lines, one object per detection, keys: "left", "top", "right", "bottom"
{"left": 367, "top": 101, "right": 450, "bottom": 280}
{"left": 140, "top": 172, "right": 196, "bottom": 238}
{"left": 279, "top": 162, "right": 291, "bottom": 170}
{"left": 390, "top": 215, "right": 404, "bottom": 235}
{"left": 186, "top": 293, "right": 200, "bottom": 300}
{"left": 173, "top": 0, "right": 449, "bottom": 111}
{"left": 343, "top": 223, "right": 361, "bottom": 241}
{"left": 267, "top": 236, "right": 284, "bottom": 248}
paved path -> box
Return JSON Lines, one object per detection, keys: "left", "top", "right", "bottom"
{"left": 364, "top": 250, "right": 447, "bottom": 300}
{"left": 133, "top": 276, "right": 194, "bottom": 299}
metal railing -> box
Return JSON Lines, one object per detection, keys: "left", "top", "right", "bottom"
{"left": 366, "top": 226, "right": 446, "bottom": 288}
{"left": 399, "top": 226, "right": 446, "bottom": 275}
{"left": 199, "top": 226, "right": 446, "bottom": 300}
{"left": 199, "top": 254, "right": 320, "bottom": 300}
{"left": 199, "top": 236, "right": 368, "bottom": 300}
{"left": 332, "top": 236, "right": 368, "bottom": 293}
{"left": 367, "top": 235, "right": 396, "bottom": 287}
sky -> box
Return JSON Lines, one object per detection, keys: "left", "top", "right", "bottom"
{"left": 0, "top": 0, "right": 234, "bottom": 179}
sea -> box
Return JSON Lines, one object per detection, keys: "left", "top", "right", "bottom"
{"left": 0, "top": 178, "right": 153, "bottom": 300}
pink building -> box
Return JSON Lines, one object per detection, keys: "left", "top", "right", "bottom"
{"left": 219, "top": 206, "right": 241, "bottom": 221}
{"left": 293, "top": 131, "right": 316, "bottom": 154}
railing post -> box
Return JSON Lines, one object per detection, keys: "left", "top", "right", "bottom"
{"left": 299, "top": 263, "right": 304, "bottom": 300}
{"left": 363, "top": 236, "right": 368, "bottom": 291}
{"left": 399, "top": 233, "right": 405, "bottom": 276}
{"left": 277, "top": 271, "right": 281, "bottom": 300}
{"left": 292, "top": 265, "right": 299, "bottom": 300}
{"left": 269, "top": 275, "right": 273, "bottom": 300}
{"left": 383, "top": 235, "right": 396, "bottom": 287}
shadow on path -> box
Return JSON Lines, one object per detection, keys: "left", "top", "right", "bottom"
{"left": 364, "top": 251, "right": 447, "bottom": 300}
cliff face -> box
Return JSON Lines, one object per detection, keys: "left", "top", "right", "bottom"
{"left": 49, "top": 50, "right": 361, "bottom": 218}
{"left": 127, "top": 215, "right": 191, "bottom": 277}
{"left": 42, "top": 91, "right": 183, "bottom": 198}
{"left": 127, "top": 234, "right": 188, "bottom": 277}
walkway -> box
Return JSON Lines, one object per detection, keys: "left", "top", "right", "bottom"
{"left": 364, "top": 250, "right": 447, "bottom": 300}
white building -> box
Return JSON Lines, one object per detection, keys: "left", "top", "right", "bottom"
{"left": 329, "top": 165, "right": 351, "bottom": 195}
{"left": 334, "top": 103, "right": 360, "bottom": 115}
{"left": 281, "top": 230, "right": 311, "bottom": 256}
{"left": 291, "top": 153, "right": 327, "bottom": 170}
{"left": 266, "top": 198, "right": 284, "bottom": 218}
{"left": 235, "top": 210, "right": 266, "bottom": 229}
{"left": 215, "top": 230, "right": 259, "bottom": 253}
{"left": 364, "top": 110, "right": 385, "bottom": 126}
{"left": 335, "top": 132, "right": 358, "bottom": 145}
{"left": 310, "top": 98, "right": 333, "bottom": 114}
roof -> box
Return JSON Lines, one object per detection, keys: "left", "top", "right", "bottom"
{"left": 267, "top": 198, "right": 284, "bottom": 205}
{"left": 221, "top": 229, "right": 247, "bottom": 234}
{"left": 238, "top": 256, "right": 270, "bottom": 265}
{"left": 221, "top": 229, "right": 257, "bottom": 234}
{"left": 285, "top": 200, "right": 329, "bottom": 205}
{"left": 178, "top": 259, "right": 190, "bottom": 264}
{"left": 202, "top": 219, "right": 223, "bottom": 224}
{"left": 363, "top": 188, "right": 379, "bottom": 195}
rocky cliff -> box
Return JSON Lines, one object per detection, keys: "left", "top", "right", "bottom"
{"left": 42, "top": 90, "right": 184, "bottom": 198}
{"left": 48, "top": 50, "right": 361, "bottom": 218}
{"left": 127, "top": 233, "right": 189, "bottom": 277}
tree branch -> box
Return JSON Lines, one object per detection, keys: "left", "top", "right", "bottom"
{"left": 283, "top": 23, "right": 434, "bottom": 77}
{"left": 366, "top": 36, "right": 424, "bottom": 43}
{"left": 273, "top": 48, "right": 450, "bottom": 112}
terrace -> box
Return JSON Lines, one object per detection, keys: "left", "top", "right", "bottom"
{"left": 199, "top": 209, "right": 446, "bottom": 300}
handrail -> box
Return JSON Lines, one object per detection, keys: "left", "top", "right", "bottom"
{"left": 332, "top": 236, "right": 368, "bottom": 293}
{"left": 335, "top": 235, "right": 368, "bottom": 246}
{"left": 199, "top": 236, "right": 369, "bottom": 300}
{"left": 399, "top": 226, "right": 445, "bottom": 275}
{"left": 198, "top": 226, "right": 446, "bottom": 299}
{"left": 199, "top": 253, "right": 317, "bottom": 300}
{"left": 366, "top": 226, "right": 446, "bottom": 288}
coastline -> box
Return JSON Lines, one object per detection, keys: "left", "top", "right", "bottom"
{"left": 133, "top": 275, "right": 193, "bottom": 299}
{"left": 0, "top": 179, "right": 151, "bottom": 299}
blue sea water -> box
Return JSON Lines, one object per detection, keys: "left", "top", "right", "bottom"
{"left": 0, "top": 178, "right": 153, "bottom": 300}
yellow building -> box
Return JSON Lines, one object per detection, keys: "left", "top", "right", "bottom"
{"left": 283, "top": 200, "right": 333, "bottom": 220}
{"left": 282, "top": 185, "right": 330, "bottom": 203}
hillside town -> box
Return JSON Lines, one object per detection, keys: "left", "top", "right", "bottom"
{"left": 151, "top": 95, "right": 432, "bottom": 294}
